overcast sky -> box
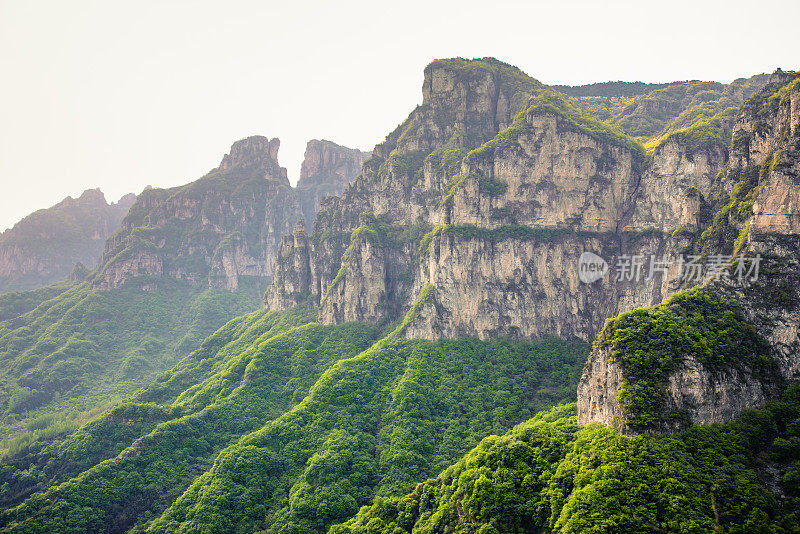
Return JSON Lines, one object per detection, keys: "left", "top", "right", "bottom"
{"left": 1, "top": 0, "right": 798, "bottom": 231}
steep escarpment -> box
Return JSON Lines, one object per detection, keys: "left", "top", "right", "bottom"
{"left": 579, "top": 72, "right": 800, "bottom": 432}
{"left": 267, "top": 58, "right": 546, "bottom": 314}
{"left": 0, "top": 189, "right": 135, "bottom": 293}
{"left": 267, "top": 59, "right": 705, "bottom": 339}
{"left": 266, "top": 60, "right": 800, "bottom": 431}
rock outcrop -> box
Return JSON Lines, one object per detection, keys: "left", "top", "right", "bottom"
{"left": 0, "top": 189, "right": 135, "bottom": 293}
{"left": 93, "top": 136, "right": 301, "bottom": 291}
{"left": 577, "top": 344, "right": 777, "bottom": 433}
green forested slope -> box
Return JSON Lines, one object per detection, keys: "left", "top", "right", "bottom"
{"left": 146, "top": 335, "right": 585, "bottom": 534}
{"left": 0, "top": 279, "right": 267, "bottom": 452}
{"left": 0, "top": 316, "right": 588, "bottom": 533}
{"left": 336, "top": 385, "right": 800, "bottom": 534}
{"left": 0, "top": 316, "right": 379, "bottom": 532}
{"left": 0, "top": 306, "right": 316, "bottom": 510}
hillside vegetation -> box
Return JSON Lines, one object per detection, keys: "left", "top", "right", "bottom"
{"left": 336, "top": 385, "right": 800, "bottom": 533}
{"left": 0, "top": 279, "right": 267, "bottom": 449}
{"left": 0, "top": 314, "right": 588, "bottom": 533}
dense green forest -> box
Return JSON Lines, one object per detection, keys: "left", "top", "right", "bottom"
{"left": 335, "top": 384, "right": 800, "bottom": 533}
{"left": 0, "top": 278, "right": 268, "bottom": 453}
{"left": 0, "top": 310, "right": 588, "bottom": 533}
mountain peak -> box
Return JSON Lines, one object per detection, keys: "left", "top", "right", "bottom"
{"left": 421, "top": 57, "right": 542, "bottom": 106}
{"left": 295, "top": 139, "right": 370, "bottom": 225}
{"left": 76, "top": 187, "right": 107, "bottom": 203}
{"left": 218, "top": 135, "right": 282, "bottom": 174}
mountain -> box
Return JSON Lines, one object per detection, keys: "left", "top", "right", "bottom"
{"left": 0, "top": 136, "right": 365, "bottom": 445}
{"left": 0, "top": 189, "right": 135, "bottom": 294}
{"left": 554, "top": 74, "right": 769, "bottom": 140}
{"left": 265, "top": 57, "right": 700, "bottom": 339}
{"left": 93, "top": 136, "right": 365, "bottom": 291}
{"left": 266, "top": 60, "right": 800, "bottom": 429}
{"left": 579, "top": 70, "right": 800, "bottom": 433}
{"left": 1, "top": 58, "right": 800, "bottom": 533}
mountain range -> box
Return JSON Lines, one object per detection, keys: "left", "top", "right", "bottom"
{"left": 0, "top": 57, "right": 798, "bottom": 533}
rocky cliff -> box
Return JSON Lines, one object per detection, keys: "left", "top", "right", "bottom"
{"left": 266, "top": 59, "right": 693, "bottom": 337}
{"left": 267, "top": 58, "right": 553, "bottom": 313}
{"left": 93, "top": 136, "right": 364, "bottom": 292}
{"left": 93, "top": 136, "right": 299, "bottom": 291}
{"left": 0, "top": 189, "right": 135, "bottom": 293}
{"left": 578, "top": 73, "right": 800, "bottom": 433}
{"left": 266, "top": 58, "right": 800, "bottom": 430}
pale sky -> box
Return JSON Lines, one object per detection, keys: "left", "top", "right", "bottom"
{"left": 1, "top": 0, "right": 798, "bottom": 231}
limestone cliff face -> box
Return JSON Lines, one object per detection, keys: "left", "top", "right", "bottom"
{"left": 627, "top": 139, "right": 728, "bottom": 233}
{"left": 268, "top": 58, "right": 546, "bottom": 313}
{"left": 577, "top": 346, "right": 777, "bottom": 433}
{"left": 449, "top": 116, "right": 639, "bottom": 231}
{"left": 310, "top": 58, "right": 545, "bottom": 235}
{"left": 0, "top": 189, "right": 135, "bottom": 293}
{"left": 265, "top": 59, "right": 699, "bottom": 336}
{"left": 296, "top": 140, "right": 370, "bottom": 226}
{"left": 729, "top": 78, "right": 800, "bottom": 382}
{"left": 577, "top": 73, "right": 800, "bottom": 432}
{"left": 267, "top": 220, "right": 312, "bottom": 309}
{"left": 94, "top": 136, "right": 301, "bottom": 291}
{"left": 93, "top": 135, "right": 365, "bottom": 292}
{"left": 265, "top": 61, "right": 800, "bottom": 432}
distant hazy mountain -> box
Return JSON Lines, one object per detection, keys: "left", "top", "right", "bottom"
{"left": 0, "top": 189, "right": 135, "bottom": 293}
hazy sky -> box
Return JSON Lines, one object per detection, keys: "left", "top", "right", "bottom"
{"left": 1, "top": 0, "right": 798, "bottom": 231}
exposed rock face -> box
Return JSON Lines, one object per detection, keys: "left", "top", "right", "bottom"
{"left": 296, "top": 140, "right": 370, "bottom": 226}
{"left": 577, "top": 346, "right": 777, "bottom": 433}
{"left": 268, "top": 59, "right": 555, "bottom": 314}
{"left": 94, "top": 136, "right": 301, "bottom": 291}
{"left": 0, "top": 189, "right": 135, "bottom": 293}
{"left": 727, "top": 78, "right": 800, "bottom": 383}
{"left": 92, "top": 135, "right": 366, "bottom": 292}
{"left": 627, "top": 139, "right": 728, "bottom": 232}
{"left": 576, "top": 346, "right": 624, "bottom": 428}
{"left": 266, "top": 58, "right": 694, "bottom": 338}
{"left": 265, "top": 60, "right": 800, "bottom": 431}
{"left": 309, "top": 58, "right": 544, "bottom": 235}
{"left": 266, "top": 220, "right": 312, "bottom": 309}
{"left": 450, "top": 116, "right": 639, "bottom": 231}
{"left": 577, "top": 75, "right": 800, "bottom": 432}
